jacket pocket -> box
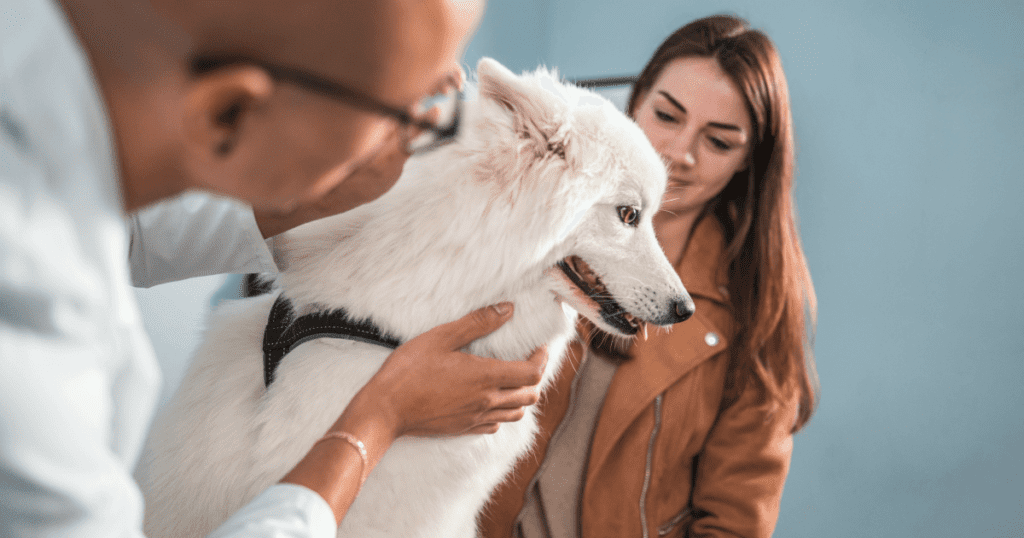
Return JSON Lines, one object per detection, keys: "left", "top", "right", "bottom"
{"left": 657, "top": 506, "right": 693, "bottom": 537}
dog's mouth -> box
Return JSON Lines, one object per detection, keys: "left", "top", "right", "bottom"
{"left": 557, "top": 255, "right": 642, "bottom": 336}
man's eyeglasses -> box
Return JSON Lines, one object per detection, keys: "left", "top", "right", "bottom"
{"left": 190, "top": 56, "right": 462, "bottom": 153}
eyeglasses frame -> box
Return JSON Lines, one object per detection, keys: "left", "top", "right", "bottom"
{"left": 189, "top": 55, "right": 462, "bottom": 152}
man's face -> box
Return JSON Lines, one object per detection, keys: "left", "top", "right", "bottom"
{"left": 177, "top": 0, "right": 484, "bottom": 212}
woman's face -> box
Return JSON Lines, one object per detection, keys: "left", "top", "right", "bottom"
{"left": 634, "top": 56, "right": 753, "bottom": 219}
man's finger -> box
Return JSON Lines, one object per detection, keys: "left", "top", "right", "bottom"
{"left": 493, "top": 386, "right": 541, "bottom": 409}
{"left": 466, "top": 423, "right": 500, "bottom": 435}
{"left": 526, "top": 345, "right": 548, "bottom": 370}
{"left": 481, "top": 408, "right": 527, "bottom": 424}
{"left": 488, "top": 347, "right": 547, "bottom": 389}
{"left": 435, "top": 303, "right": 514, "bottom": 350}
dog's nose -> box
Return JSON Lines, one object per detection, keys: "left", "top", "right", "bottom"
{"left": 670, "top": 297, "right": 695, "bottom": 323}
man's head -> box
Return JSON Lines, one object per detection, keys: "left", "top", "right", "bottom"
{"left": 65, "top": 0, "right": 483, "bottom": 212}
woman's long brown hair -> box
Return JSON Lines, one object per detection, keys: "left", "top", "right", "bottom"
{"left": 628, "top": 15, "right": 819, "bottom": 432}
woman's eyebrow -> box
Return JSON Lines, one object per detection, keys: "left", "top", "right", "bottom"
{"left": 708, "top": 121, "right": 742, "bottom": 132}
{"left": 657, "top": 90, "right": 743, "bottom": 132}
{"left": 658, "top": 90, "right": 687, "bottom": 114}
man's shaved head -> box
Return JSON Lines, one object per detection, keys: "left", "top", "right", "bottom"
{"left": 157, "top": 0, "right": 481, "bottom": 103}
{"left": 59, "top": 0, "right": 484, "bottom": 212}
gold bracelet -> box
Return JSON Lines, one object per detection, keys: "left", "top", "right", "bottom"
{"left": 315, "top": 431, "right": 369, "bottom": 484}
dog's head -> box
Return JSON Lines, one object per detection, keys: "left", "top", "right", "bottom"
{"left": 467, "top": 58, "right": 695, "bottom": 337}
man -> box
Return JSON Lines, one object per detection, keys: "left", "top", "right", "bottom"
{"left": 0, "top": 0, "right": 546, "bottom": 536}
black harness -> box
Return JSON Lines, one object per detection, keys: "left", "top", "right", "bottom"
{"left": 262, "top": 295, "right": 402, "bottom": 387}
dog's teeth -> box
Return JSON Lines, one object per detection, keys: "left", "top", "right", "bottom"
{"left": 643, "top": 323, "right": 648, "bottom": 341}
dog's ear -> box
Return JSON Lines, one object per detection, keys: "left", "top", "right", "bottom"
{"left": 476, "top": 57, "right": 571, "bottom": 160}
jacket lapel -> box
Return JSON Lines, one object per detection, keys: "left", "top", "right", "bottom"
{"left": 586, "top": 215, "right": 731, "bottom": 479}
{"left": 586, "top": 311, "right": 727, "bottom": 478}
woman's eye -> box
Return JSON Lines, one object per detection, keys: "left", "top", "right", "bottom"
{"left": 617, "top": 206, "right": 640, "bottom": 227}
{"left": 655, "top": 110, "right": 676, "bottom": 123}
{"left": 709, "top": 136, "right": 732, "bottom": 150}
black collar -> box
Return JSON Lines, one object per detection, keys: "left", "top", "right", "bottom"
{"left": 262, "top": 295, "right": 402, "bottom": 387}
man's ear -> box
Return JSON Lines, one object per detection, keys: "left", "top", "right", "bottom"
{"left": 182, "top": 66, "right": 275, "bottom": 159}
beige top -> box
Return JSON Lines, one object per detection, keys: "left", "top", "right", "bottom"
{"left": 514, "top": 348, "right": 619, "bottom": 538}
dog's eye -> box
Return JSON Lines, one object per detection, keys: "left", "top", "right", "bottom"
{"left": 617, "top": 206, "right": 640, "bottom": 227}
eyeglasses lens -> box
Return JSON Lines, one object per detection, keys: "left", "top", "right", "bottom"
{"left": 406, "top": 86, "right": 461, "bottom": 153}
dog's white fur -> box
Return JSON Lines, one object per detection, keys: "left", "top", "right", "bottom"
{"left": 137, "top": 58, "right": 691, "bottom": 538}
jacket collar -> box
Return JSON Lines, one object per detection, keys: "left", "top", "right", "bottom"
{"left": 586, "top": 214, "right": 732, "bottom": 477}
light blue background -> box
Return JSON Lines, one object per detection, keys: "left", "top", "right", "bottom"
{"left": 462, "top": 1, "right": 1024, "bottom": 535}
{"left": 136, "top": 1, "right": 1024, "bottom": 536}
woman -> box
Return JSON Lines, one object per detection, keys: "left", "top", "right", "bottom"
{"left": 481, "top": 15, "right": 818, "bottom": 538}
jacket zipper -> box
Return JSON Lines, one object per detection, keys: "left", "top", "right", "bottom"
{"left": 639, "top": 394, "right": 663, "bottom": 538}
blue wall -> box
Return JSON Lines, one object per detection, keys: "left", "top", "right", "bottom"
{"left": 464, "top": 1, "right": 1024, "bottom": 535}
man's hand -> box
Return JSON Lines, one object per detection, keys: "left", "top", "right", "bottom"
{"left": 349, "top": 303, "right": 548, "bottom": 440}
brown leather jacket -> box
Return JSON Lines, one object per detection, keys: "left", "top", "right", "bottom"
{"left": 480, "top": 216, "right": 798, "bottom": 538}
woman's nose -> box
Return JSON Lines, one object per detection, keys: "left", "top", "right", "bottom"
{"left": 662, "top": 134, "right": 697, "bottom": 170}
{"left": 677, "top": 149, "right": 696, "bottom": 168}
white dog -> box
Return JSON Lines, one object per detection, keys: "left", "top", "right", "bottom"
{"left": 137, "top": 58, "right": 694, "bottom": 538}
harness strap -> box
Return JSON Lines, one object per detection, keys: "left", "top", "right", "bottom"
{"left": 262, "top": 295, "right": 402, "bottom": 387}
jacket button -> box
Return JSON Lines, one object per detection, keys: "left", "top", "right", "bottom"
{"left": 704, "top": 332, "right": 720, "bottom": 346}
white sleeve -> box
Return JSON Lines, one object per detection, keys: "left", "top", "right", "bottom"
{"left": 0, "top": 258, "right": 333, "bottom": 538}
{"left": 0, "top": 334, "right": 335, "bottom": 538}
{"left": 208, "top": 484, "right": 338, "bottom": 538}
{"left": 128, "top": 192, "right": 280, "bottom": 288}
{"left": 0, "top": 327, "right": 152, "bottom": 538}
{"left": 0, "top": 207, "right": 332, "bottom": 538}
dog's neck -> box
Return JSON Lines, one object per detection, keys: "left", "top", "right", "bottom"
{"left": 274, "top": 148, "right": 587, "bottom": 361}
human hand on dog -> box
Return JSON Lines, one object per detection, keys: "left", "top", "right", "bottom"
{"left": 300, "top": 302, "right": 547, "bottom": 489}
{"left": 282, "top": 304, "right": 546, "bottom": 520}
{"left": 353, "top": 302, "right": 548, "bottom": 440}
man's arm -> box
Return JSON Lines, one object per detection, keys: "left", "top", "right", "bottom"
{"left": 128, "top": 192, "right": 279, "bottom": 288}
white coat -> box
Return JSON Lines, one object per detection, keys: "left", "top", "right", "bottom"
{"left": 0, "top": 1, "right": 334, "bottom": 536}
